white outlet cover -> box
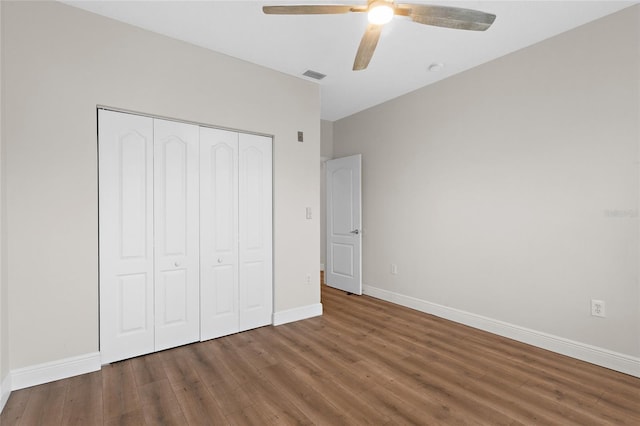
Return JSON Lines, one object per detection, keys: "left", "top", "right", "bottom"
{"left": 591, "top": 299, "right": 606, "bottom": 317}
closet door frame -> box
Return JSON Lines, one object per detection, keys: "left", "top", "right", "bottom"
{"left": 98, "top": 107, "right": 274, "bottom": 363}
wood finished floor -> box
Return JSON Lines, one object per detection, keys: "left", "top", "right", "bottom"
{"left": 2, "top": 284, "right": 639, "bottom": 425}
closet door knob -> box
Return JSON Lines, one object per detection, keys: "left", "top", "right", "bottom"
{"left": 174, "top": 261, "right": 180, "bottom": 267}
{"left": 217, "top": 257, "right": 223, "bottom": 263}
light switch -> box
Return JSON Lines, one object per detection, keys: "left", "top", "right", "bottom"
{"left": 306, "top": 207, "right": 312, "bottom": 220}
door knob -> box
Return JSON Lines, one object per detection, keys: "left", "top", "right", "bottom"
{"left": 217, "top": 257, "right": 223, "bottom": 263}
{"left": 350, "top": 229, "right": 359, "bottom": 235}
{"left": 174, "top": 261, "right": 180, "bottom": 267}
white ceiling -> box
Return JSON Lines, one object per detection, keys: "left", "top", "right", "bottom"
{"left": 63, "top": 1, "right": 636, "bottom": 121}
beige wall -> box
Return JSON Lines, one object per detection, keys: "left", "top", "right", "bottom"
{"left": 320, "top": 119, "right": 334, "bottom": 270}
{"left": 320, "top": 120, "right": 334, "bottom": 159}
{"left": 3, "top": 1, "right": 320, "bottom": 370}
{"left": 334, "top": 6, "right": 640, "bottom": 357}
{"left": 0, "top": 0, "right": 7, "bottom": 387}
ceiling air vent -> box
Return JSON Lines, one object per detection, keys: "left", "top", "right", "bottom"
{"left": 302, "top": 69, "right": 327, "bottom": 80}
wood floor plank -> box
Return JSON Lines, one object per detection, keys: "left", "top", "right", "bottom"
{"left": 225, "top": 403, "right": 279, "bottom": 426}
{"left": 104, "top": 410, "right": 145, "bottom": 426}
{"left": 171, "top": 378, "right": 227, "bottom": 425}
{"left": 2, "top": 283, "right": 639, "bottom": 425}
{"left": 239, "top": 374, "right": 314, "bottom": 425}
{"left": 102, "top": 360, "right": 141, "bottom": 421}
{"left": 258, "top": 363, "right": 348, "bottom": 424}
{"left": 130, "top": 352, "right": 168, "bottom": 387}
{"left": 252, "top": 324, "right": 391, "bottom": 424}
{"left": 162, "top": 347, "right": 202, "bottom": 387}
{"left": 16, "top": 380, "right": 68, "bottom": 426}
{"left": 390, "top": 357, "right": 515, "bottom": 424}
{"left": 363, "top": 381, "right": 452, "bottom": 425}
{"left": 275, "top": 323, "right": 388, "bottom": 391}
{"left": 0, "top": 388, "right": 30, "bottom": 425}
{"left": 60, "top": 371, "right": 103, "bottom": 426}
{"left": 187, "top": 341, "right": 240, "bottom": 390}
{"left": 138, "top": 378, "right": 187, "bottom": 425}
{"left": 200, "top": 342, "right": 254, "bottom": 416}
{"left": 592, "top": 391, "right": 640, "bottom": 425}
{"left": 228, "top": 330, "right": 279, "bottom": 371}
{"left": 210, "top": 337, "right": 266, "bottom": 386}
{"left": 284, "top": 356, "right": 393, "bottom": 424}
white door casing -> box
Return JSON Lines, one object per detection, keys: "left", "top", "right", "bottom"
{"left": 239, "top": 133, "right": 273, "bottom": 331}
{"left": 326, "top": 154, "right": 362, "bottom": 295}
{"left": 199, "top": 127, "right": 239, "bottom": 340}
{"left": 99, "top": 110, "right": 155, "bottom": 364}
{"left": 153, "top": 119, "right": 200, "bottom": 351}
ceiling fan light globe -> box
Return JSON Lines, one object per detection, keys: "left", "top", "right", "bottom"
{"left": 368, "top": 3, "right": 394, "bottom": 25}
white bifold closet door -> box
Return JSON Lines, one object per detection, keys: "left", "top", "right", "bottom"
{"left": 99, "top": 110, "right": 200, "bottom": 364}
{"left": 153, "top": 119, "right": 200, "bottom": 351}
{"left": 100, "top": 110, "right": 272, "bottom": 363}
{"left": 200, "top": 128, "right": 272, "bottom": 340}
{"left": 99, "top": 110, "right": 155, "bottom": 363}
{"left": 199, "top": 127, "right": 239, "bottom": 340}
{"left": 238, "top": 133, "right": 273, "bottom": 332}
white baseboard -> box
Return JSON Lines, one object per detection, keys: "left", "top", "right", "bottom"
{"left": 0, "top": 374, "right": 11, "bottom": 414}
{"left": 273, "top": 303, "right": 323, "bottom": 326}
{"left": 11, "top": 352, "right": 101, "bottom": 391}
{"left": 320, "top": 263, "right": 325, "bottom": 271}
{"left": 363, "top": 284, "right": 640, "bottom": 378}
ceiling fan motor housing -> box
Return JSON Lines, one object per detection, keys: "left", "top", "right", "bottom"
{"left": 367, "top": 0, "right": 396, "bottom": 25}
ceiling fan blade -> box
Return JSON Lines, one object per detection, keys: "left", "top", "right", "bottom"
{"left": 263, "top": 5, "right": 360, "bottom": 15}
{"left": 353, "top": 24, "right": 383, "bottom": 71}
{"left": 397, "top": 4, "right": 496, "bottom": 31}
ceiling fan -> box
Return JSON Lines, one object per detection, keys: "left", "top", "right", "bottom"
{"left": 263, "top": 1, "right": 496, "bottom": 71}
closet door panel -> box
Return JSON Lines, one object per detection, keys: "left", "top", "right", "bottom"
{"left": 239, "top": 133, "right": 273, "bottom": 331}
{"left": 99, "top": 110, "right": 155, "bottom": 364}
{"left": 200, "top": 127, "right": 239, "bottom": 340}
{"left": 154, "top": 118, "right": 200, "bottom": 351}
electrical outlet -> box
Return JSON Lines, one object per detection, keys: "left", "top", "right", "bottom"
{"left": 591, "top": 299, "right": 606, "bottom": 317}
{"left": 305, "top": 273, "right": 312, "bottom": 285}
{"left": 390, "top": 264, "right": 398, "bottom": 275}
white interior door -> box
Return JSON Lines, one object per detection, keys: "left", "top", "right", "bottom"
{"left": 199, "top": 127, "right": 239, "bottom": 340}
{"left": 99, "top": 110, "right": 155, "bottom": 363}
{"left": 239, "top": 133, "right": 273, "bottom": 331}
{"left": 153, "top": 118, "right": 200, "bottom": 351}
{"left": 326, "top": 154, "right": 362, "bottom": 295}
